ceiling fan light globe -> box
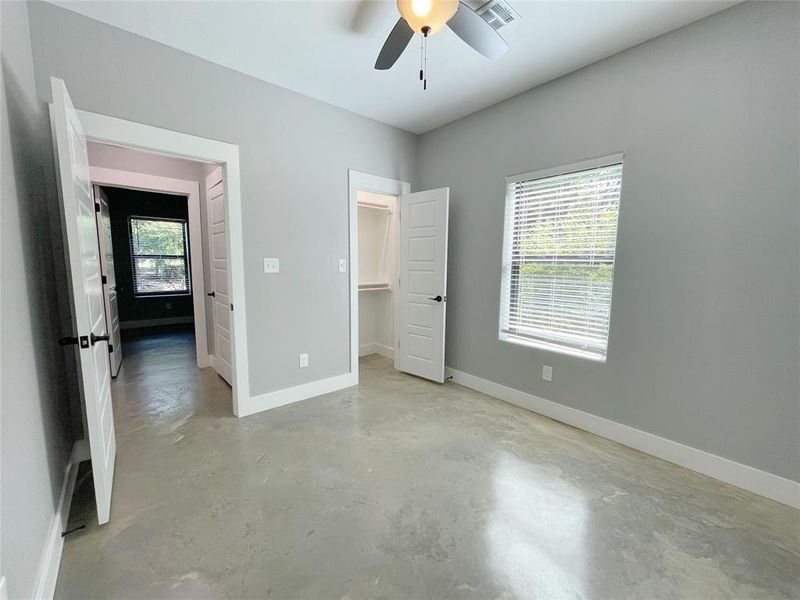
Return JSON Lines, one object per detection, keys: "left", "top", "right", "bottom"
{"left": 397, "top": 0, "right": 459, "bottom": 35}
{"left": 411, "top": 0, "right": 433, "bottom": 17}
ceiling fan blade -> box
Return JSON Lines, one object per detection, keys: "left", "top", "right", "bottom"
{"left": 375, "top": 18, "right": 414, "bottom": 70}
{"left": 447, "top": 1, "right": 509, "bottom": 60}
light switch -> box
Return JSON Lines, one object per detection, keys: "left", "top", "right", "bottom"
{"left": 263, "top": 258, "right": 280, "bottom": 273}
{"left": 542, "top": 365, "right": 553, "bottom": 382}
{"left": 299, "top": 353, "right": 309, "bottom": 368}
{"left": 338, "top": 258, "right": 347, "bottom": 273}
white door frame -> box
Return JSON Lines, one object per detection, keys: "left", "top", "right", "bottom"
{"left": 75, "top": 109, "right": 250, "bottom": 415}
{"left": 89, "top": 166, "right": 209, "bottom": 369}
{"left": 348, "top": 170, "right": 410, "bottom": 383}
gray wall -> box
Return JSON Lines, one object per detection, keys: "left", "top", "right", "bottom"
{"left": 27, "top": 1, "right": 418, "bottom": 395}
{"left": 418, "top": 1, "right": 800, "bottom": 482}
{"left": 0, "top": 1, "right": 74, "bottom": 596}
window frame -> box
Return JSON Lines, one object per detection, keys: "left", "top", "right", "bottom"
{"left": 128, "top": 215, "right": 192, "bottom": 298}
{"left": 499, "top": 153, "right": 624, "bottom": 362}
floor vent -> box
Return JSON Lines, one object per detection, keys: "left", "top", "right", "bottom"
{"left": 476, "top": 0, "right": 521, "bottom": 30}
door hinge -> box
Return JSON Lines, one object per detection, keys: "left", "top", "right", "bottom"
{"left": 108, "top": 344, "right": 114, "bottom": 353}
{"left": 101, "top": 275, "right": 107, "bottom": 285}
{"left": 230, "top": 304, "right": 234, "bottom": 311}
{"left": 94, "top": 202, "right": 100, "bottom": 212}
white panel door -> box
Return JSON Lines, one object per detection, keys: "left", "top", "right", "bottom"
{"left": 206, "top": 167, "right": 232, "bottom": 384}
{"left": 396, "top": 188, "right": 449, "bottom": 382}
{"left": 51, "top": 78, "right": 116, "bottom": 524}
{"left": 93, "top": 186, "right": 122, "bottom": 377}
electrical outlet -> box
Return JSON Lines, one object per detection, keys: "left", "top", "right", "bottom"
{"left": 542, "top": 365, "right": 553, "bottom": 382}
{"left": 299, "top": 353, "right": 309, "bottom": 368}
{"left": 263, "top": 258, "right": 280, "bottom": 273}
{"left": 338, "top": 258, "right": 347, "bottom": 273}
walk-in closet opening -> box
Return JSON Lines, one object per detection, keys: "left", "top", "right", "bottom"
{"left": 357, "top": 191, "right": 399, "bottom": 361}
{"left": 349, "top": 170, "right": 450, "bottom": 384}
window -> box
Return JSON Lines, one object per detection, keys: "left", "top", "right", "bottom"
{"left": 129, "top": 217, "right": 191, "bottom": 296}
{"left": 500, "top": 155, "right": 623, "bottom": 361}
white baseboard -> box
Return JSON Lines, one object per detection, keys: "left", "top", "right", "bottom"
{"left": 446, "top": 367, "right": 800, "bottom": 509}
{"left": 32, "top": 443, "right": 83, "bottom": 600}
{"left": 239, "top": 372, "right": 357, "bottom": 417}
{"left": 359, "top": 343, "right": 394, "bottom": 360}
{"left": 120, "top": 316, "right": 194, "bottom": 330}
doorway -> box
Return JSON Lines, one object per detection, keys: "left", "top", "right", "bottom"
{"left": 357, "top": 191, "right": 398, "bottom": 361}
{"left": 50, "top": 77, "right": 249, "bottom": 525}
{"left": 76, "top": 109, "right": 250, "bottom": 414}
{"left": 89, "top": 151, "right": 210, "bottom": 374}
{"left": 348, "top": 170, "right": 451, "bottom": 385}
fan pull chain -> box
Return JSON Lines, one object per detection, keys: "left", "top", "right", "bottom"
{"left": 421, "top": 26, "right": 431, "bottom": 91}
{"left": 419, "top": 35, "right": 424, "bottom": 82}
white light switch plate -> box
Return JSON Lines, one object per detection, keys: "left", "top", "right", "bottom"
{"left": 338, "top": 258, "right": 347, "bottom": 273}
{"left": 542, "top": 365, "right": 553, "bottom": 382}
{"left": 299, "top": 353, "right": 309, "bottom": 368}
{"left": 263, "top": 258, "right": 280, "bottom": 273}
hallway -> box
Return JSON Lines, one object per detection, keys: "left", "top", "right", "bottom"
{"left": 55, "top": 334, "right": 799, "bottom": 599}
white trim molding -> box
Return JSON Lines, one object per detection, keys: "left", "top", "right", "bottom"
{"left": 446, "top": 367, "right": 800, "bottom": 509}
{"left": 75, "top": 108, "right": 250, "bottom": 416}
{"left": 90, "top": 166, "right": 209, "bottom": 368}
{"left": 240, "top": 373, "right": 357, "bottom": 418}
{"left": 32, "top": 443, "right": 84, "bottom": 600}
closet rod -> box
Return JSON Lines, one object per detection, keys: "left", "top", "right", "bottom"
{"left": 358, "top": 201, "right": 392, "bottom": 214}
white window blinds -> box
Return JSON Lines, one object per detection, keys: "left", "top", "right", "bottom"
{"left": 129, "top": 217, "right": 190, "bottom": 296}
{"left": 500, "top": 155, "right": 623, "bottom": 361}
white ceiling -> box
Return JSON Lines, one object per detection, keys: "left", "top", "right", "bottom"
{"left": 51, "top": 1, "right": 739, "bottom": 134}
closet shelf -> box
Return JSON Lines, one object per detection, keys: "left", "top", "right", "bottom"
{"left": 358, "top": 283, "right": 392, "bottom": 292}
{"left": 358, "top": 202, "right": 392, "bottom": 214}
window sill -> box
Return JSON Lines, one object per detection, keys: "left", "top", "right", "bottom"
{"left": 499, "top": 333, "right": 607, "bottom": 363}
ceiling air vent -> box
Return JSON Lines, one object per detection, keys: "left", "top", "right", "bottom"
{"left": 476, "top": 0, "right": 520, "bottom": 30}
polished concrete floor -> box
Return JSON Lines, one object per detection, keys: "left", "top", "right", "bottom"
{"left": 56, "top": 328, "right": 799, "bottom": 599}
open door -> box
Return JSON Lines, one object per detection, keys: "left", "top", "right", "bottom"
{"left": 395, "top": 188, "right": 449, "bottom": 382}
{"left": 93, "top": 185, "right": 122, "bottom": 377}
{"left": 51, "top": 78, "right": 116, "bottom": 524}
{"left": 205, "top": 167, "right": 232, "bottom": 384}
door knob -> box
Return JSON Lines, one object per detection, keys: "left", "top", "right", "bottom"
{"left": 90, "top": 332, "right": 110, "bottom": 346}
{"left": 207, "top": 291, "right": 216, "bottom": 297}
{"left": 428, "top": 295, "right": 443, "bottom": 302}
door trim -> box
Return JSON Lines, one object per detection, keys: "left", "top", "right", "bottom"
{"left": 89, "top": 166, "right": 209, "bottom": 370}
{"left": 347, "top": 170, "right": 410, "bottom": 384}
{"left": 75, "top": 109, "right": 250, "bottom": 416}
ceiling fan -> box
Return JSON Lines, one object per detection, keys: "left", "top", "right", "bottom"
{"left": 375, "top": 0, "right": 509, "bottom": 87}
